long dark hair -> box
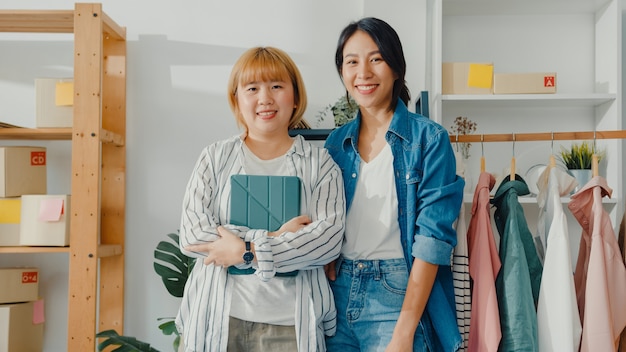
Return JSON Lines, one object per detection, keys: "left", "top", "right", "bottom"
{"left": 335, "top": 17, "right": 410, "bottom": 111}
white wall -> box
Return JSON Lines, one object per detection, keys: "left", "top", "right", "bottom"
{"left": 0, "top": 1, "right": 424, "bottom": 350}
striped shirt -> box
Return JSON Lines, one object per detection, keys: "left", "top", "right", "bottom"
{"left": 175, "top": 134, "right": 346, "bottom": 352}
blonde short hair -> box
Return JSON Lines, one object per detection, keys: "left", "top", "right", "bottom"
{"left": 227, "top": 47, "right": 308, "bottom": 130}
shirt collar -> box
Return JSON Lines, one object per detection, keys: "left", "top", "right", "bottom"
{"left": 570, "top": 175, "right": 612, "bottom": 200}
{"left": 237, "top": 132, "right": 307, "bottom": 158}
{"left": 338, "top": 99, "right": 410, "bottom": 152}
{"left": 492, "top": 174, "right": 531, "bottom": 205}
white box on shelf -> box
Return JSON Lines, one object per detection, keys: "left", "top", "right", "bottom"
{"left": 0, "top": 147, "right": 47, "bottom": 198}
{"left": 0, "top": 198, "right": 20, "bottom": 246}
{"left": 0, "top": 268, "right": 39, "bottom": 304}
{"left": 20, "top": 195, "right": 70, "bottom": 247}
{"left": 0, "top": 301, "right": 44, "bottom": 352}
{"left": 35, "top": 78, "right": 73, "bottom": 128}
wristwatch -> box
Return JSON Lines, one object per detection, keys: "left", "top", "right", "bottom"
{"left": 242, "top": 241, "right": 254, "bottom": 265}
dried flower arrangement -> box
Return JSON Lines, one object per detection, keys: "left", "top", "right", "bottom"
{"left": 449, "top": 116, "right": 478, "bottom": 159}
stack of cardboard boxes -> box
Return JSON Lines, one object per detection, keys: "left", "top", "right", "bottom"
{"left": 442, "top": 62, "right": 556, "bottom": 95}
{"left": 0, "top": 268, "right": 43, "bottom": 352}
{"left": 0, "top": 146, "right": 71, "bottom": 351}
{"left": 0, "top": 146, "right": 71, "bottom": 247}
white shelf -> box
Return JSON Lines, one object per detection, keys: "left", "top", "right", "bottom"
{"left": 441, "top": 93, "right": 616, "bottom": 108}
{"left": 443, "top": 0, "right": 613, "bottom": 16}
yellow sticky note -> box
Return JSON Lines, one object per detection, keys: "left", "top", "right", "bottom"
{"left": 0, "top": 198, "right": 21, "bottom": 223}
{"left": 467, "top": 64, "right": 493, "bottom": 89}
{"left": 55, "top": 81, "right": 74, "bottom": 106}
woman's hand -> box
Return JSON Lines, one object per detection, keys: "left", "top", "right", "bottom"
{"left": 184, "top": 226, "right": 246, "bottom": 267}
{"left": 268, "top": 215, "right": 311, "bottom": 237}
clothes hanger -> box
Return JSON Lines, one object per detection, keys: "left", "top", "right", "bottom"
{"left": 549, "top": 132, "right": 556, "bottom": 168}
{"left": 592, "top": 130, "right": 599, "bottom": 177}
{"left": 480, "top": 134, "right": 486, "bottom": 173}
{"left": 510, "top": 133, "right": 516, "bottom": 181}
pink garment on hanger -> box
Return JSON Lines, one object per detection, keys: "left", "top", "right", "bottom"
{"left": 467, "top": 172, "right": 501, "bottom": 352}
{"left": 570, "top": 176, "right": 626, "bottom": 352}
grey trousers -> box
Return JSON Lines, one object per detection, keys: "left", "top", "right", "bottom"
{"left": 179, "top": 316, "right": 297, "bottom": 352}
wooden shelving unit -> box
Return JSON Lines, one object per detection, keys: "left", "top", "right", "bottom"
{"left": 0, "top": 3, "right": 126, "bottom": 351}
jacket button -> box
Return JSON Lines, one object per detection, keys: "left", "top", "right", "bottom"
{"left": 352, "top": 173, "right": 357, "bottom": 178}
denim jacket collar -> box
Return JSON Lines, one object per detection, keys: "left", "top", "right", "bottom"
{"left": 337, "top": 100, "right": 410, "bottom": 153}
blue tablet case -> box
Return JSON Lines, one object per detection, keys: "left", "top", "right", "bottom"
{"left": 229, "top": 175, "right": 301, "bottom": 232}
{"left": 229, "top": 175, "right": 301, "bottom": 276}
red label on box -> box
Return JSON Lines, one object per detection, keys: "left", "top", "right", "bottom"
{"left": 544, "top": 76, "right": 555, "bottom": 87}
{"left": 31, "top": 151, "right": 46, "bottom": 166}
{"left": 22, "top": 271, "right": 38, "bottom": 283}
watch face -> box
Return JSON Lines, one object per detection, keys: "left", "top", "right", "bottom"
{"left": 243, "top": 251, "right": 254, "bottom": 264}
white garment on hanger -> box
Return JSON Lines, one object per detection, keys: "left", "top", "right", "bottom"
{"left": 536, "top": 166, "right": 581, "bottom": 352}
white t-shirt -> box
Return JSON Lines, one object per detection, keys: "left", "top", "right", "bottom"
{"left": 342, "top": 143, "right": 404, "bottom": 260}
{"left": 229, "top": 141, "right": 296, "bottom": 325}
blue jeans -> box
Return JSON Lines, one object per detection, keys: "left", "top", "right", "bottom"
{"left": 326, "top": 258, "right": 428, "bottom": 352}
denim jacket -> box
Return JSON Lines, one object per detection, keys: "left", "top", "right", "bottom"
{"left": 324, "top": 100, "right": 464, "bottom": 351}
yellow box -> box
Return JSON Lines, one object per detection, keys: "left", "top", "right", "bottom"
{"left": 20, "top": 195, "right": 70, "bottom": 247}
{"left": 0, "top": 301, "right": 44, "bottom": 352}
{"left": 0, "top": 268, "right": 39, "bottom": 304}
{"left": 442, "top": 62, "right": 494, "bottom": 95}
{"left": 0, "top": 147, "right": 47, "bottom": 198}
{"left": 493, "top": 72, "right": 557, "bottom": 94}
{"left": 0, "top": 198, "right": 21, "bottom": 246}
{"left": 35, "top": 78, "right": 73, "bottom": 128}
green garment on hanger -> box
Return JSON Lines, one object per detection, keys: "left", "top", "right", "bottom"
{"left": 491, "top": 175, "right": 543, "bottom": 352}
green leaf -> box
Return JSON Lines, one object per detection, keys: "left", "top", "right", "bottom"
{"left": 96, "top": 329, "right": 160, "bottom": 352}
{"left": 153, "top": 231, "right": 195, "bottom": 298}
{"left": 558, "top": 141, "right": 605, "bottom": 170}
{"left": 157, "top": 319, "right": 179, "bottom": 336}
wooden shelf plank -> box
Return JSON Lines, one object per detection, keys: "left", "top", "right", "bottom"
{"left": 0, "top": 246, "right": 69, "bottom": 254}
{"left": 98, "top": 244, "right": 123, "bottom": 258}
{"left": 102, "top": 12, "right": 125, "bottom": 40}
{"left": 0, "top": 10, "right": 74, "bottom": 33}
{"left": 0, "top": 128, "right": 72, "bottom": 140}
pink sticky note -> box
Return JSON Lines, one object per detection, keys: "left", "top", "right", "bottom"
{"left": 38, "top": 198, "right": 64, "bottom": 222}
{"left": 33, "top": 299, "right": 45, "bottom": 324}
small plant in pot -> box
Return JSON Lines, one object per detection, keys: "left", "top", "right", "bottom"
{"left": 558, "top": 141, "right": 604, "bottom": 192}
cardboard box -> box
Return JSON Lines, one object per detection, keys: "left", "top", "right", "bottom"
{"left": 20, "top": 195, "right": 70, "bottom": 247}
{"left": 442, "top": 62, "right": 494, "bottom": 95}
{"left": 494, "top": 72, "right": 557, "bottom": 94}
{"left": 35, "top": 78, "right": 73, "bottom": 128}
{"left": 0, "top": 198, "right": 21, "bottom": 246}
{"left": 0, "top": 147, "right": 47, "bottom": 198}
{"left": 0, "top": 268, "right": 39, "bottom": 304}
{"left": 0, "top": 301, "right": 44, "bottom": 352}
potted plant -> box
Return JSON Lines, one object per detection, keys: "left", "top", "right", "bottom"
{"left": 558, "top": 141, "right": 604, "bottom": 192}
{"left": 315, "top": 94, "right": 359, "bottom": 128}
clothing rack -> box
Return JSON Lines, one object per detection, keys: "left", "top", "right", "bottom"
{"left": 449, "top": 130, "right": 626, "bottom": 143}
